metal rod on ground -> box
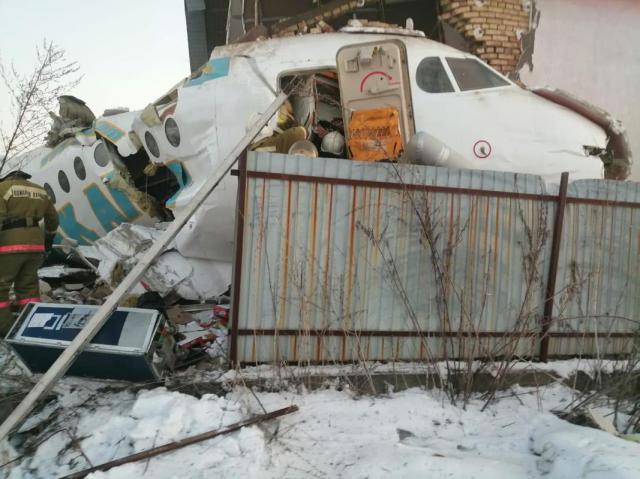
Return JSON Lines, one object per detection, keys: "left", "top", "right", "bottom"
{"left": 61, "top": 405, "right": 299, "bottom": 479}
{"left": 0, "top": 90, "right": 292, "bottom": 441}
{"left": 539, "top": 171, "right": 569, "bottom": 362}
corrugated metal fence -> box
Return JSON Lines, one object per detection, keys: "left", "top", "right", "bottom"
{"left": 549, "top": 180, "right": 640, "bottom": 356}
{"left": 230, "top": 152, "right": 640, "bottom": 364}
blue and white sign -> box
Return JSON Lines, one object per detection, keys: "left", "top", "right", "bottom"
{"left": 7, "top": 303, "right": 163, "bottom": 381}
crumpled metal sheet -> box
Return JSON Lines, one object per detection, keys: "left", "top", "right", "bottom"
{"left": 78, "top": 223, "right": 231, "bottom": 300}
{"left": 94, "top": 110, "right": 141, "bottom": 157}
{"left": 38, "top": 266, "right": 91, "bottom": 279}
{"left": 532, "top": 88, "right": 632, "bottom": 180}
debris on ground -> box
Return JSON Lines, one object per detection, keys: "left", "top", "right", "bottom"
{"left": 77, "top": 223, "right": 231, "bottom": 301}
{"left": 1, "top": 380, "right": 639, "bottom": 478}
{"left": 24, "top": 220, "right": 234, "bottom": 376}
{"left": 61, "top": 405, "right": 299, "bottom": 479}
{"left": 5, "top": 267, "right": 232, "bottom": 383}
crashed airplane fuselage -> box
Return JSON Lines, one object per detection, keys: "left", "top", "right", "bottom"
{"left": 21, "top": 30, "right": 628, "bottom": 273}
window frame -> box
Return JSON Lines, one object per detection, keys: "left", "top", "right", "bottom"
{"left": 58, "top": 170, "right": 70, "bottom": 194}
{"left": 276, "top": 65, "right": 338, "bottom": 92}
{"left": 73, "top": 156, "right": 87, "bottom": 180}
{"left": 93, "top": 141, "right": 110, "bottom": 167}
{"left": 444, "top": 55, "right": 513, "bottom": 93}
{"left": 145, "top": 131, "right": 160, "bottom": 158}
{"left": 164, "top": 117, "right": 181, "bottom": 148}
{"left": 43, "top": 183, "right": 56, "bottom": 204}
{"left": 415, "top": 56, "right": 457, "bottom": 94}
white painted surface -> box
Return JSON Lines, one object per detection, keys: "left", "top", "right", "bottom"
{"left": 520, "top": 0, "right": 640, "bottom": 180}
{"left": 146, "top": 32, "right": 611, "bottom": 262}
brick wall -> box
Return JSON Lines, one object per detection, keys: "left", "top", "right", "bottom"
{"left": 439, "top": 0, "right": 532, "bottom": 75}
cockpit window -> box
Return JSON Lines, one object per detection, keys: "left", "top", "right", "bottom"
{"left": 416, "top": 57, "right": 455, "bottom": 94}
{"left": 446, "top": 57, "right": 509, "bottom": 91}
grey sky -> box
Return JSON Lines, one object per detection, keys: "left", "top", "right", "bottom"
{"left": 0, "top": 0, "right": 190, "bottom": 133}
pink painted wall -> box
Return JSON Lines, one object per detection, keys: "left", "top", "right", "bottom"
{"left": 520, "top": 0, "right": 640, "bottom": 180}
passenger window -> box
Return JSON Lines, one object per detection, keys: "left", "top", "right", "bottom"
{"left": 74, "top": 156, "right": 86, "bottom": 180}
{"left": 44, "top": 183, "right": 56, "bottom": 204}
{"left": 446, "top": 57, "right": 509, "bottom": 91}
{"left": 145, "top": 131, "right": 160, "bottom": 158}
{"left": 58, "top": 170, "right": 70, "bottom": 193}
{"left": 416, "top": 57, "right": 455, "bottom": 93}
{"left": 94, "top": 142, "right": 110, "bottom": 167}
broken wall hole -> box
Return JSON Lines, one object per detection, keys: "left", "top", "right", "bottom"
{"left": 439, "top": 0, "right": 535, "bottom": 76}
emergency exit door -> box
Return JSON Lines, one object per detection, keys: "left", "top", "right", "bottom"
{"left": 336, "top": 39, "right": 415, "bottom": 162}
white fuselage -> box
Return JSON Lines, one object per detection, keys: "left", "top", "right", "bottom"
{"left": 23, "top": 33, "right": 608, "bottom": 262}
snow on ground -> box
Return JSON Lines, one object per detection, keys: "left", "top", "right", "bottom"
{"left": 2, "top": 379, "right": 639, "bottom": 479}
{"left": 220, "top": 358, "right": 639, "bottom": 383}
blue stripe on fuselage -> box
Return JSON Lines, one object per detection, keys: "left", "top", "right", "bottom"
{"left": 185, "top": 57, "right": 230, "bottom": 87}
{"left": 57, "top": 204, "right": 101, "bottom": 246}
{"left": 94, "top": 121, "right": 125, "bottom": 144}
{"left": 84, "top": 184, "right": 129, "bottom": 231}
{"left": 57, "top": 184, "right": 141, "bottom": 245}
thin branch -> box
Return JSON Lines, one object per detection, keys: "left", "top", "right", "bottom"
{"left": 0, "top": 39, "right": 81, "bottom": 172}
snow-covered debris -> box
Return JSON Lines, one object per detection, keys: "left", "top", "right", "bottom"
{"left": 531, "top": 418, "right": 640, "bottom": 478}
{"left": 2, "top": 381, "right": 639, "bottom": 479}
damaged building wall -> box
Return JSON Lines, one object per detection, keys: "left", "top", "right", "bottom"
{"left": 517, "top": 0, "right": 640, "bottom": 181}
{"left": 201, "top": 1, "right": 440, "bottom": 48}
{"left": 184, "top": 0, "right": 229, "bottom": 72}
{"left": 439, "top": 0, "right": 532, "bottom": 75}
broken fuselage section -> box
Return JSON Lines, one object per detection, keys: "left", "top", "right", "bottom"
{"left": 21, "top": 29, "right": 632, "bottom": 298}
{"left": 130, "top": 31, "right": 627, "bottom": 254}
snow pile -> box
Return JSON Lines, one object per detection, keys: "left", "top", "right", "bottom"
{"left": 531, "top": 419, "right": 640, "bottom": 478}
{"left": 79, "top": 389, "right": 265, "bottom": 478}
{"left": 3, "top": 382, "right": 639, "bottom": 478}
{"left": 3, "top": 388, "right": 266, "bottom": 478}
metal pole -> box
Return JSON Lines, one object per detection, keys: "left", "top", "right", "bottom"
{"left": 61, "top": 405, "right": 299, "bottom": 479}
{"left": 0, "top": 91, "right": 291, "bottom": 441}
{"left": 229, "top": 151, "right": 248, "bottom": 366}
{"left": 254, "top": 0, "right": 260, "bottom": 27}
{"left": 540, "top": 171, "right": 569, "bottom": 362}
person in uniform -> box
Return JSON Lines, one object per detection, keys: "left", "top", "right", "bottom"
{"left": 0, "top": 170, "right": 59, "bottom": 336}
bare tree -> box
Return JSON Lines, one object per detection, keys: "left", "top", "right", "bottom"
{"left": 0, "top": 39, "right": 81, "bottom": 174}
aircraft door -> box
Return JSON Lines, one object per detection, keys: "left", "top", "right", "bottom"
{"left": 336, "top": 40, "right": 415, "bottom": 162}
